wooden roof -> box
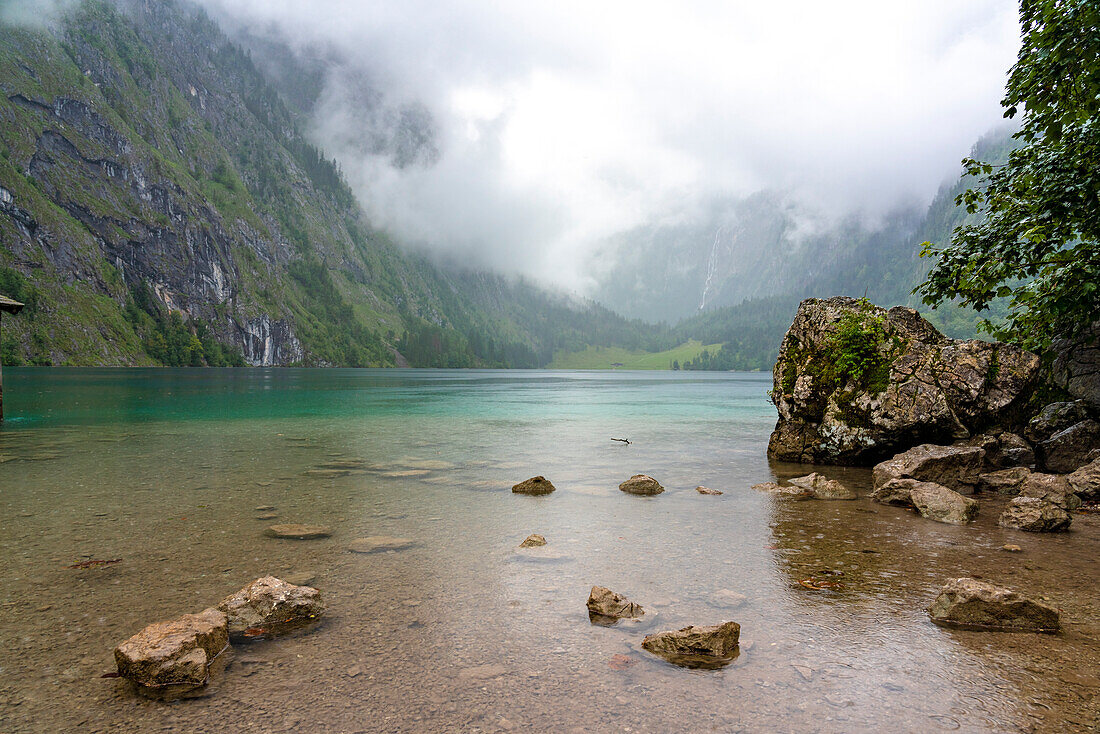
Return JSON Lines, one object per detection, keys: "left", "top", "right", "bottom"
{"left": 0, "top": 294, "right": 24, "bottom": 314}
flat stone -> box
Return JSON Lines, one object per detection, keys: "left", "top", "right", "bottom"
{"left": 511, "top": 476, "right": 556, "bottom": 495}
{"left": 348, "top": 536, "right": 416, "bottom": 553}
{"left": 1002, "top": 544, "right": 1022, "bottom": 553}
{"left": 788, "top": 472, "right": 857, "bottom": 500}
{"left": 752, "top": 481, "right": 813, "bottom": 499}
{"left": 927, "top": 577, "right": 1060, "bottom": 632}
{"left": 282, "top": 572, "right": 317, "bottom": 587}
{"left": 695, "top": 486, "right": 723, "bottom": 495}
{"left": 264, "top": 524, "right": 331, "bottom": 540}
{"left": 711, "top": 589, "right": 748, "bottom": 608}
{"left": 458, "top": 664, "right": 508, "bottom": 681}
{"left": 255, "top": 512, "right": 278, "bottom": 520}
{"left": 217, "top": 576, "right": 324, "bottom": 640}
{"left": 619, "top": 474, "right": 664, "bottom": 495}
{"left": 642, "top": 622, "right": 741, "bottom": 668}
{"left": 519, "top": 534, "right": 546, "bottom": 548}
{"left": 114, "top": 608, "right": 229, "bottom": 699}
{"left": 873, "top": 444, "right": 985, "bottom": 494}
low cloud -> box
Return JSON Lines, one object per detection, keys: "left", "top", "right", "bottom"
{"left": 199, "top": 0, "right": 1020, "bottom": 291}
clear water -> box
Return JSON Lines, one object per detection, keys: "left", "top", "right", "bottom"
{"left": 0, "top": 368, "right": 1096, "bottom": 733}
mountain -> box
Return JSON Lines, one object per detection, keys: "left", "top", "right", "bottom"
{"left": 0, "top": 0, "right": 655, "bottom": 367}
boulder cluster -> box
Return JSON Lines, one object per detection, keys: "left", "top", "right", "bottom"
{"left": 113, "top": 576, "right": 323, "bottom": 699}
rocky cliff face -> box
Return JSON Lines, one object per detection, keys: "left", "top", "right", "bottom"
{"left": 768, "top": 297, "right": 1040, "bottom": 465}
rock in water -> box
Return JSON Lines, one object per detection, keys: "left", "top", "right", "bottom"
{"left": 519, "top": 533, "right": 546, "bottom": 547}
{"left": 870, "top": 477, "right": 921, "bottom": 507}
{"left": 348, "top": 536, "right": 416, "bottom": 553}
{"left": 872, "top": 444, "right": 985, "bottom": 493}
{"left": 695, "top": 486, "right": 723, "bottom": 495}
{"left": 768, "top": 297, "right": 1039, "bottom": 465}
{"left": 1068, "top": 458, "right": 1100, "bottom": 501}
{"left": 217, "top": 576, "right": 324, "bottom": 640}
{"left": 1018, "top": 472, "right": 1081, "bottom": 510}
{"left": 787, "top": 472, "right": 857, "bottom": 500}
{"left": 587, "top": 586, "right": 644, "bottom": 624}
{"left": 927, "top": 577, "right": 1060, "bottom": 632}
{"left": 511, "top": 476, "right": 556, "bottom": 495}
{"left": 264, "top": 524, "right": 331, "bottom": 540}
{"left": 909, "top": 482, "right": 979, "bottom": 525}
{"left": 998, "top": 497, "right": 1072, "bottom": 532}
{"left": 642, "top": 622, "right": 741, "bottom": 668}
{"left": 752, "top": 481, "right": 813, "bottom": 499}
{"left": 619, "top": 474, "right": 664, "bottom": 495}
{"left": 114, "top": 608, "right": 229, "bottom": 699}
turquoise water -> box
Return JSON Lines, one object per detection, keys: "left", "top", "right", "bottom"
{"left": 0, "top": 369, "right": 1096, "bottom": 733}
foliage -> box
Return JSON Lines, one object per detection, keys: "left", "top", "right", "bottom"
{"left": 919, "top": 0, "right": 1100, "bottom": 352}
{"left": 124, "top": 282, "right": 245, "bottom": 367}
{"left": 824, "top": 306, "right": 891, "bottom": 394}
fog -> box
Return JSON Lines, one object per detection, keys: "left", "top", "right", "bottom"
{"left": 202, "top": 1, "right": 1019, "bottom": 291}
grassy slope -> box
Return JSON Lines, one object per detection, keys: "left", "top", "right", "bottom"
{"left": 548, "top": 340, "right": 722, "bottom": 370}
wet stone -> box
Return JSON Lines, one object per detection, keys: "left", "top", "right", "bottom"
{"left": 264, "top": 524, "right": 332, "bottom": 540}
{"left": 587, "top": 586, "right": 644, "bottom": 625}
{"left": 113, "top": 608, "right": 229, "bottom": 700}
{"left": 695, "top": 486, "right": 723, "bottom": 495}
{"left": 927, "top": 577, "right": 1060, "bottom": 633}
{"left": 217, "top": 576, "right": 324, "bottom": 641}
{"left": 998, "top": 497, "right": 1072, "bottom": 533}
{"left": 619, "top": 474, "right": 664, "bottom": 496}
{"left": 519, "top": 533, "right": 546, "bottom": 548}
{"left": 511, "top": 476, "right": 556, "bottom": 495}
{"left": 348, "top": 536, "right": 416, "bottom": 553}
{"left": 642, "top": 622, "right": 741, "bottom": 669}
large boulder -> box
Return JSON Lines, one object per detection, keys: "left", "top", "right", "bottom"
{"left": 787, "top": 472, "right": 857, "bottom": 500}
{"left": 618, "top": 474, "right": 664, "bottom": 496}
{"left": 1025, "top": 401, "right": 1090, "bottom": 444}
{"left": 872, "top": 444, "right": 985, "bottom": 494}
{"left": 512, "top": 476, "right": 556, "bottom": 495}
{"left": 114, "top": 608, "right": 229, "bottom": 699}
{"left": 641, "top": 622, "right": 741, "bottom": 668}
{"left": 587, "top": 586, "right": 644, "bottom": 625}
{"left": 998, "top": 497, "right": 1072, "bottom": 532}
{"left": 910, "top": 482, "right": 979, "bottom": 525}
{"left": 1035, "top": 420, "right": 1100, "bottom": 473}
{"left": 217, "top": 576, "right": 324, "bottom": 641}
{"left": 1018, "top": 473, "right": 1081, "bottom": 510}
{"left": 768, "top": 297, "right": 1039, "bottom": 465}
{"left": 1051, "top": 327, "right": 1100, "bottom": 412}
{"left": 978, "top": 467, "right": 1032, "bottom": 495}
{"left": 1067, "top": 458, "right": 1100, "bottom": 501}
{"left": 927, "top": 577, "right": 1060, "bottom": 632}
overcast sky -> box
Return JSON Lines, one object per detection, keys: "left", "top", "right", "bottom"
{"left": 201, "top": 1, "right": 1019, "bottom": 290}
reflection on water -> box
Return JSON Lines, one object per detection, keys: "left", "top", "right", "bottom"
{"left": 0, "top": 369, "right": 1096, "bottom": 732}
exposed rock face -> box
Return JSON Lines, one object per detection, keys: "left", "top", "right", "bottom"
{"left": 768, "top": 297, "right": 1039, "bottom": 465}
{"left": 519, "top": 534, "right": 547, "bottom": 547}
{"left": 1052, "top": 327, "right": 1100, "bottom": 411}
{"left": 217, "top": 576, "right": 323, "bottom": 640}
{"left": 787, "top": 473, "right": 857, "bottom": 500}
{"left": 642, "top": 622, "right": 741, "bottom": 668}
{"left": 1026, "top": 401, "right": 1089, "bottom": 443}
{"left": 511, "top": 476, "right": 556, "bottom": 495}
{"left": 998, "top": 497, "right": 1072, "bottom": 533}
{"left": 872, "top": 444, "right": 985, "bottom": 494}
{"left": 927, "top": 577, "right": 1060, "bottom": 632}
{"left": 114, "top": 608, "right": 229, "bottom": 699}
{"left": 587, "top": 586, "right": 644, "bottom": 624}
{"left": 264, "top": 524, "right": 331, "bottom": 540}
{"left": 910, "top": 483, "right": 979, "bottom": 525}
{"left": 618, "top": 474, "right": 664, "bottom": 496}
{"left": 1068, "top": 458, "right": 1100, "bottom": 501}
{"left": 1036, "top": 420, "right": 1100, "bottom": 473}
{"left": 1018, "top": 473, "right": 1080, "bottom": 510}
{"left": 978, "top": 467, "right": 1032, "bottom": 495}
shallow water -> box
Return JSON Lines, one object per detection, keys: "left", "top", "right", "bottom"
{"left": 0, "top": 368, "right": 1097, "bottom": 733}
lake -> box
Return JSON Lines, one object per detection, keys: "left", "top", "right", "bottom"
{"left": 0, "top": 369, "right": 1096, "bottom": 732}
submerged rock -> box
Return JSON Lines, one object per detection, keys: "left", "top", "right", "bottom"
{"left": 619, "top": 474, "right": 664, "bottom": 495}
{"left": 695, "top": 486, "right": 723, "bottom": 495}
{"left": 217, "top": 576, "right": 323, "bottom": 640}
{"left": 768, "top": 297, "right": 1039, "bottom": 465}
{"left": 511, "top": 476, "right": 556, "bottom": 495}
{"left": 587, "top": 586, "right": 644, "bottom": 624}
{"left": 998, "top": 497, "right": 1072, "bottom": 532}
{"left": 787, "top": 472, "right": 857, "bottom": 500}
{"left": 348, "top": 536, "right": 415, "bottom": 553}
{"left": 927, "top": 577, "right": 1060, "bottom": 632}
{"left": 114, "top": 608, "right": 229, "bottom": 699}
{"left": 641, "top": 622, "right": 740, "bottom": 668}
{"left": 910, "top": 482, "right": 979, "bottom": 525}
{"left": 872, "top": 444, "right": 985, "bottom": 494}
{"left": 264, "top": 524, "right": 331, "bottom": 540}
{"left": 519, "top": 533, "right": 546, "bottom": 547}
